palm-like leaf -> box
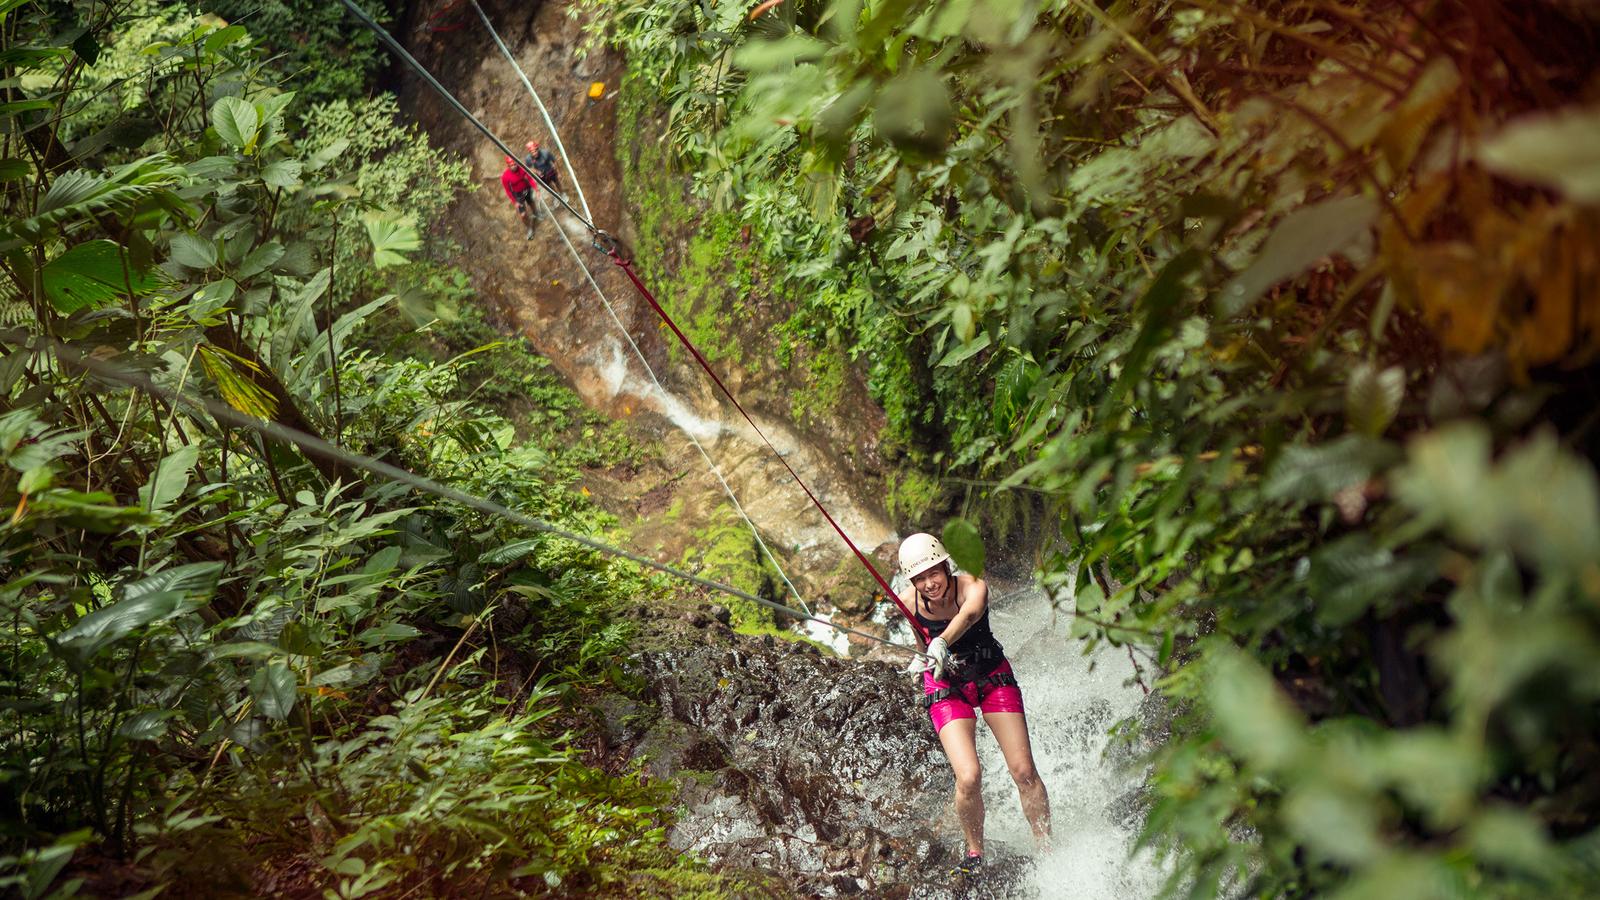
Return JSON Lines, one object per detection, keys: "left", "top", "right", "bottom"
{"left": 198, "top": 343, "right": 278, "bottom": 420}
{"left": 18, "top": 154, "right": 187, "bottom": 239}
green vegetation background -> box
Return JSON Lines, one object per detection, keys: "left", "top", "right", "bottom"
{"left": 0, "top": 1, "right": 756, "bottom": 896}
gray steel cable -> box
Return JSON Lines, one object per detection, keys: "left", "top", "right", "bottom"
{"left": 10, "top": 331, "right": 925, "bottom": 656}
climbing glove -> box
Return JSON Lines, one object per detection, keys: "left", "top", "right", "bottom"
{"left": 925, "top": 637, "right": 952, "bottom": 681}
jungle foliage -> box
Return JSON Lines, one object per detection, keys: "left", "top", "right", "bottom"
{"left": 0, "top": 3, "right": 731, "bottom": 896}
{"left": 582, "top": 0, "right": 1600, "bottom": 895}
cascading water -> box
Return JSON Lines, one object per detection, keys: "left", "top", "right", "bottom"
{"left": 797, "top": 609, "right": 854, "bottom": 656}
{"left": 593, "top": 338, "right": 724, "bottom": 440}
{"left": 974, "top": 584, "right": 1170, "bottom": 898}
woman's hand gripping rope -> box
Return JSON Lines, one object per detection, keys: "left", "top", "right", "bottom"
{"left": 906, "top": 637, "right": 951, "bottom": 679}
{"left": 926, "top": 637, "right": 952, "bottom": 680}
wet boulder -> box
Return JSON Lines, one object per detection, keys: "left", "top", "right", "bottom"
{"left": 621, "top": 627, "right": 1033, "bottom": 897}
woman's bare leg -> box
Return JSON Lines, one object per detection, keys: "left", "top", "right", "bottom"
{"left": 937, "top": 717, "right": 984, "bottom": 856}
{"left": 985, "top": 711, "right": 1052, "bottom": 848}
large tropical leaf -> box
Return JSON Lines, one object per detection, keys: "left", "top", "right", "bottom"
{"left": 197, "top": 344, "right": 278, "bottom": 419}
{"left": 137, "top": 444, "right": 199, "bottom": 514}
{"left": 1215, "top": 195, "right": 1378, "bottom": 318}
{"left": 942, "top": 517, "right": 986, "bottom": 577}
{"left": 211, "top": 96, "right": 261, "bottom": 152}
{"left": 40, "top": 239, "right": 164, "bottom": 314}
{"left": 1479, "top": 105, "right": 1600, "bottom": 204}
{"left": 53, "top": 593, "right": 184, "bottom": 663}
{"left": 289, "top": 294, "right": 392, "bottom": 393}
{"left": 118, "top": 562, "right": 224, "bottom": 603}
{"left": 249, "top": 661, "right": 298, "bottom": 720}
{"left": 168, "top": 233, "right": 217, "bottom": 269}
{"left": 1345, "top": 363, "right": 1405, "bottom": 437}
{"left": 269, "top": 267, "right": 330, "bottom": 369}
{"left": 362, "top": 211, "right": 420, "bottom": 269}
{"left": 18, "top": 155, "right": 185, "bottom": 239}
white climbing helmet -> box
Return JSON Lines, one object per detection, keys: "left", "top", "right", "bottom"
{"left": 898, "top": 532, "right": 951, "bottom": 580}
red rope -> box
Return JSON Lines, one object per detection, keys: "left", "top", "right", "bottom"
{"left": 608, "top": 252, "right": 929, "bottom": 645}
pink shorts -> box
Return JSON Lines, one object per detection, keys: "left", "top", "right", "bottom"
{"left": 924, "top": 659, "right": 1025, "bottom": 733}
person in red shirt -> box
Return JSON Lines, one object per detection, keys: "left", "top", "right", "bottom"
{"left": 499, "top": 156, "right": 540, "bottom": 238}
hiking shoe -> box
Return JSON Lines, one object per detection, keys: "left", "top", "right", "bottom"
{"left": 949, "top": 854, "right": 982, "bottom": 880}
{"left": 525, "top": 226, "right": 535, "bottom": 240}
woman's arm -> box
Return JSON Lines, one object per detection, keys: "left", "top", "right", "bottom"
{"left": 934, "top": 574, "right": 988, "bottom": 645}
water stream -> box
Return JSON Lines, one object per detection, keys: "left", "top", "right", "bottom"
{"left": 980, "top": 585, "right": 1169, "bottom": 898}
{"left": 593, "top": 337, "right": 724, "bottom": 440}
{"left": 796, "top": 611, "right": 854, "bottom": 657}
{"left": 871, "top": 576, "right": 1170, "bottom": 896}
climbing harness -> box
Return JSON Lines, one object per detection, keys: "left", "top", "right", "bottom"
{"left": 921, "top": 666, "right": 1018, "bottom": 710}
{"left": 335, "top": 0, "right": 931, "bottom": 644}
{"left": 9, "top": 329, "right": 929, "bottom": 659}
{"left": 913, "top": 630, "right": 1009, "bottom": 708}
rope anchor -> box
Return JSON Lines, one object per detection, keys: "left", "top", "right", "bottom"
{"left": 591, "top": 229, "right": 627, "bottom": 262}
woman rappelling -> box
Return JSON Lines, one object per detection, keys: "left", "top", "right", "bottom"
{"left": 894, "top": 532, "right": 1053, "bottom": 880}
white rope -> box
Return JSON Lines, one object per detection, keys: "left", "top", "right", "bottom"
{"left": 535, "top": 193, "right": 814, "bottom": 617}
{"left": 470, "top": 0, "right": 818, "bottom": 618}
{"left": 469, "top": 0, "right": 593, "bottom": 222}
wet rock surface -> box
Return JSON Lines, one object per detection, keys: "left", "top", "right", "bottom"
{"left": 610, "top": 608, "right": 1036, "bottom": 897}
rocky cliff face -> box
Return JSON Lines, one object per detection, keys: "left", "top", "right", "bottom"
{"left": 611, "top": 604, "right": 1039, "bottom": 898}
{"left": 391, "top": 4, "right": 1064, "bottom": 895}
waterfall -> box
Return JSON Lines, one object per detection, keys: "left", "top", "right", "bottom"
{"left": 796, "top": 610, "right": 853, "bottom": 656}
{"left": 979, "top": 585, "right": 1170, "bottom": 897}
{"left": 593, "top": 338, "right": 723, "bottom": 440}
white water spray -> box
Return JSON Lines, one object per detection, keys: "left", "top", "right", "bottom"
{"left": 976, "top": 585, "right": 1169, "bottom": 897}
{"left": 797, "top": 609, "right": 853, "bottom": 656}
{"left": 592, "top": 338, "right": 723, "bottom": 440}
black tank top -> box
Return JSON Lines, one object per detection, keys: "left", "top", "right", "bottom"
{"left": 914, "top": 592, "right": 1005, "bottom": 679}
